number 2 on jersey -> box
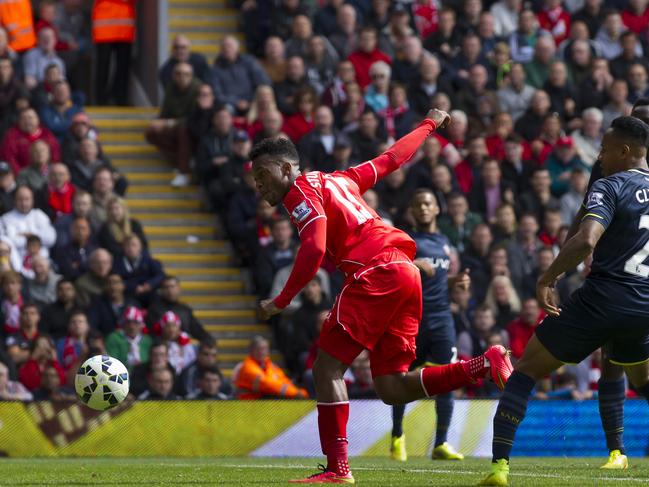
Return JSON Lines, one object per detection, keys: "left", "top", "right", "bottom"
{"left": 624, "top": 215, "right": 649, "bottom": 277}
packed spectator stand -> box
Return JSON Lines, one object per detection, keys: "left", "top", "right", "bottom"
{"left": 0, "top": 0, "right": 642, "bottom": 402}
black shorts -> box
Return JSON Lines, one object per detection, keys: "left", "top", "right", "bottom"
{"left": 412, "top": 312, "right": 457, "bottom": 368}
{"left": 535, "top": 287, "right": 649, "bottom": 365}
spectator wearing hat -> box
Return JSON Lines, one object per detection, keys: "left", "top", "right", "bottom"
{"left": 1, "top": 186, "right": 56, "bottom": 261}
{"left": 188, "top": 366, "right": 229, "bottom": 400}
{"left": 23, "top": 27, "right": 65, "bottom": 90}
{"left": 380, "top": 2, "right": 415, "bottom": 59}
{"left": 113, "top": 234, "right": 164, "bottom": 306}
{"left": 218, "top": 129, "right": 252, "bottom": 205}
{"left": 159, "top": 35, "right": 211, "bottom": 89}
{"left": 1, "top": 108, "right": 60, "bottom": 174}
{"left": 40, "top": 278, "right": 78, "bottom": 340}
{"left": 106, "top": 306, "right": 152, "bottom": 371}
{"left": 47, "top": 162, "right": 75, "bottom": 218}
{"left": 146, "top": 61, "right": 200, "bottom": 188}
{"left": 54, "top": 217, "right": 97, "bottom": 281}
{"left": 233, "top": 336, "right": 308, "bottom": 399}
{"left": 75, "top": 248, "right": 112, "bottom": 308}
{"left": 545, "top": 136, "right": 589, "bottom": 197}
{"left": 61, "top": 112, "right": 106, "bottom": 166}
{"left": 0, "top": 57, "right": 28, "bottom": 138}
{"left": 154, "top": 310, "right": 196, "bottom": 375}
{"left": 88, "top": 273, "right": 137, "bottom": 337}
{"left": 147, "top": 275, "right": 210, "bottom": 342}
{"left": 177, "top": 339, "right": 231, "bottom": 398}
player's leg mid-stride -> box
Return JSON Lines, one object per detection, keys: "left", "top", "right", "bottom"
{"left": 289, "top": 255, "right": 513, "bottom": 484}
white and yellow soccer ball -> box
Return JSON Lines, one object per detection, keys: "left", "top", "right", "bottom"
{"left": 75, "top": 355, "right": 129, "bottom": 411}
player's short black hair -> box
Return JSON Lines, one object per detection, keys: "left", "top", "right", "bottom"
{"left": 411, "top": 187, "right": 436, "bottom": 200}
{"left": 610, "top": 116, "right": 649, "bottom": 148}
{"left": 250, "top": 137, "right": 299, "bottom": 165}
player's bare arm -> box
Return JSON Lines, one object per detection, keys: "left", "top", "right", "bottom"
{"left": 537, "top": 219, "right": 606, "bottom": 316}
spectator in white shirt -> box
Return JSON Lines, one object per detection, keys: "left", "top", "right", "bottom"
{"left": 1, "top": 186, "right": 56, "bottom": 260}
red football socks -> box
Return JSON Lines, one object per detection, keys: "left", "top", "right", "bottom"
{"left": 317, "top": 402, "right": 350, "bottom": 476}
{"left": 420, "top": 358, "right": 487, "bottom": 396}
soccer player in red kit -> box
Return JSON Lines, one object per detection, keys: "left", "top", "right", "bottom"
{"left": 252, "top": 109, "right": 513, "bottom": 484}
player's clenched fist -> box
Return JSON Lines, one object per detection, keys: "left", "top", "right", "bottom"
{"left": 259, "top": 298, "right": 282, "bottom": 320}
{"left": 426, "top": 108, "right": 451, "bottom": 129}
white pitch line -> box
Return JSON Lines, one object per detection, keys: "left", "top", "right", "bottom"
{"left": 211, "top": 463, "right": 648, "bottom": 483}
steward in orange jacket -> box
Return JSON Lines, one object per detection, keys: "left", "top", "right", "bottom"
{"left": 233, "top": 336, "right": 308, "bottom": 399}
{"left": 0, "top": 0, "right": 36, "bottom": 52}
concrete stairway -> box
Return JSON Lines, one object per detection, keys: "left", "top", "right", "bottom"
{"left": 85, "top": 107, "right": 271, "bottom": 377}
{"left": 167, "top": 0, "right": 245, "bottom": 61}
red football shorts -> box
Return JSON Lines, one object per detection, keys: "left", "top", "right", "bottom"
{"left": 319, "top": 247, "right": 422, "bottom": 377}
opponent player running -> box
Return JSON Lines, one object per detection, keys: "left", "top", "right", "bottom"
{"left": 252, "top": 109, "right": 513, "bottom": 484}
{"left": 566, "top": 99, "right": 649, "bottom": 470}
{"left": 390, "top": 189, "right": 467, "bottom": 462}
{"left": 479, "top": 116, "right": 649, "bottom": 486}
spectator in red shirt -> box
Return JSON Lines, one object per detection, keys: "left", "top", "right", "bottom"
{"left": 455, "top": 136, "right": 488, "bottom": 194}
{"left": 538, "top": 207, "right": 563, "bottom": 247}
{"left": 506, "top": 297, "right": 545, "bottom": 359}
{"left": 537, "top": 0, "right": 571, "bottom": 46}
{"left": 19, "top": 334, "right": 65, "bottom": 391}
{"left": 6, "top": 303, "right": 40, "bottom": 368}
{"left": 622, "top": 0, "right": 649, "bottom": 34}
{"left": 47, "top": 162, "right": 75, "bottom": 218}
{"left": 348, "top": 26, "right": 391, "bottom": 89}
{"left": 1, "top": 108, "right": 60, "bottom": 174}
{"left": 282, "top": 87, "right": 316, "bottom": 143}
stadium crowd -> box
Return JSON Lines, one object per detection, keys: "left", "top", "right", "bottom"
{"left": 3, "top": 0, "right": 649, "bottom": 402}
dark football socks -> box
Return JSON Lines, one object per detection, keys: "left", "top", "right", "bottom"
{"left": 598, "top": 379, "right": 626, "bottom": 454}
{"left": 492, "top": 371, "right": 536, "bottom": 462}
{"left": 391, "top": 404, "right": 405, "bottom": 438}
{"left": 434, "top": 393, "right": 454, "bottom": 447}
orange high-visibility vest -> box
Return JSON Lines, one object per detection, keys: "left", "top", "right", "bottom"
{"left": 233, "top": 356, "right": 307, "bottom": 400}
{"left": 92, "top": 0, "right": 136, "bottom": 44}
{"left": 0, "top": 0, "right": 36, "bottom": 53}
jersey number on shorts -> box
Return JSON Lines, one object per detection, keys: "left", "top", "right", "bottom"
{"left": 624, "top": 215, "right": 649, "bottom": 277}
{"left": 324, "top": 175, "right": 373, "bottom": 224}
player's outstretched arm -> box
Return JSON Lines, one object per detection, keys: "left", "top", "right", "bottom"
{"left": 537, "top": 219, "right": 605, "bottom": 315}
{"left": 346, "top": 109, "right": 451, "bottom": 194}
{"left": 259, "top": 218, "right": 327, "bottom": 320}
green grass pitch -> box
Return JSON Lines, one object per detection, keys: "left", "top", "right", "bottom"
{"left": 1, "top": 457, "right": 648, "bottom": 486}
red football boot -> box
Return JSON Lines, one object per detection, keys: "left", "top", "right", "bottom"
{"left": 289, "top": 465, "right": 355, "bottom": 484}
{"left": 462, "top": 345, "right": 513, "bottom": 390}
{"left": 484, "top": 345, "right": 514, "bottom": 389}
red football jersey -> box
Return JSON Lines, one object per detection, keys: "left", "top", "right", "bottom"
{"left": 283, "top": 166, "right": 416, "bottom": 273}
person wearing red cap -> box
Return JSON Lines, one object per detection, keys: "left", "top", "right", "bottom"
{"left": 105, "top": 305, "right": 152, "bottom": 372}
{"left": 155, "top": 310, "right": 196, "bottom": 374}
{"left": 545, "top": 135, "right": 589, "bottom": 197}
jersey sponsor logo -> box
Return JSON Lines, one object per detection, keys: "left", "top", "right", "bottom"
{"left": 292, "top": 201, "right": 313, "bottom": 222}
{"left": 421, "top": 257, "right": 451, "bottom": 270}
{"left": 587, "top": 192, "right": 604, "bottom": 209}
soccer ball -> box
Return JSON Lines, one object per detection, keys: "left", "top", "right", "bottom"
{"left": 75, "top": 355, "right": 129, "bottom": 411}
